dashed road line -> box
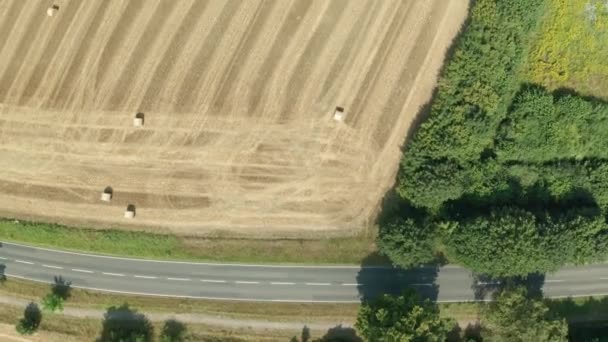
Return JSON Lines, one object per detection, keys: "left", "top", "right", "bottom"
{"left": 545, "top": 279, "right": 565, "bottom": 283}
{"left": 411, "top": 283, "right": 434, "bottom": 287}
{"left": 103, "top": 272, "right": 125, "bottom": 277}
{"left": 134, "top": 275, "right": 157, "bottom": 279}
{"left": 0, "top": 257, "right": 7, "bottom": 260}
{"left": 235, "top": 281, "right": 260, "bottom": 284}
{"left": 200, "top": 279, "right": 226, "bottom": 283}
{"left": 306, "top": 282, "right": 331, "bottom": 286}
{"left": 477, "top": 281, "right": 501, "bottom": 286}
{"left": 15, "top": 260, "right": 33, "bottom": 265}
{"left": 341, "top": 283, "right": 361, "bottom": 286}
{"left": 270, "top": 282, "right": 295, "bottom": 285}
{"left": 167, "top": 277, "right": 191, "bottom": 281}
{"left": 42, "top": 264, "right": 63, "bottom": 269}
{"left": 72, "top": 269, "right": 94, "bottom": 274}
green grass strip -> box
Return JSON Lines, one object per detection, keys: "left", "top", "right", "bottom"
{"left": 0, "top": 218, "right": 381, "bottom": 265}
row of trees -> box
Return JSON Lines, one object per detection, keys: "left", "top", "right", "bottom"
{"left": 356, "top": 286, "right": 569, "bottom": 341}
{"left": 16, "top": 301, "right": 186, "bottom": 341}
{"left": 379, "top": 206, "right": 608, "bottom": 277}
{"left": 12, "top": 277, "right": 186, "bottom": 341}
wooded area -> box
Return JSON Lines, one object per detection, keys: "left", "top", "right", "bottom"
{"left": 383, "top": 0, "right": 608, "bottom": 277}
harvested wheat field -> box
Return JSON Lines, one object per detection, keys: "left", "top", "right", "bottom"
{"left": 0, "top": 0, "right": 468, "bottom": 237}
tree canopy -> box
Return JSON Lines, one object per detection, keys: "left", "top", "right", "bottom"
{"left": 377, "top": 218, "right": 436, "bottom": 269}
{"left": 16, "top": 303, "right": 42, "bottom": 335}
{"left": 355, "top": 290, "right": 454, "bottom": 342}
{"left": 98, "top": 304, "right": 153, "bottom": 342}
{"left": 442, "top": 207, "right": 608, "bottom": 277}
{"left": 483, "top": 286, "right": 568, "bottom": 341}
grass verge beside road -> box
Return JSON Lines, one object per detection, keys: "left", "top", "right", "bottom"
{"left": 0, "top": 219, "right": 382, "bottom": 265}
{"left": 0, "top": 304, "right": 296, "bottom": 341}
{"left": 0, "top": 278, "right": 359, "bottom": 323}
{"left": 0, "top": 277, "right": 358, "bottom": 341}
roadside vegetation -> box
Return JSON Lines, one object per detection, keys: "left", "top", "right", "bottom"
{"left": 4, "top": 275, "right": 608, "bottom": 341}
{"left": 0, "top": 219, "right": 379, "bottom": 265}
{"left": 0, "top": 277, "right": 359, "bottom": 341}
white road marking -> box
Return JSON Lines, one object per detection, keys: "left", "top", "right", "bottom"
{"left": 306, "top": 282, "right": 331, "bottom": 286}
{"left": 134, "top": 275, "right": 157, "bottom": 279}
{"left": 270, "top": 282, "right": 295, "bottom": 285}
{"left": 15, "top": 260, "right": 33, "bottom": 265}
{"left": 411, "top": 283, "right": 434, "bottom": 287}
{"left": 600, "top": 277, "right": 608, "bottom": 280}
{"left": 341, "top": 283, "right": 361, "bottom": 286}
{"left": 2, "top": 241, "right": 370, "bottom": 269}
{"left": 0, "top": 273, "right": 434, "bottom": 303}
{"left": 235, "top": 281, "right": 260, "bottom": 284}
{"left": 477, "top": 281, "right": 501, "bottom": 286}
{"left": 200, "top": 279, "right": 226, "bottom": 283}
{"left": 72, "top": 268, "right": 93, "bottom": 274}
{"left": 545, "top": 279, "right": 565, "bottom": 283}
{"left": 42, "top": 264, "right": 63, "bottom": 269}
{"left": 103, "top": 272, "right": 125, "bottom": 277}
{"left": 167, "top": 277, "right": 190, "bottom": 281}
{"left": 0, "top": 257, "right": 7, "bottom": 260}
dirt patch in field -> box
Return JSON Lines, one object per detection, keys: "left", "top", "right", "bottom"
{"left": 0, "top": 0, "right": 468, "bottom": 237}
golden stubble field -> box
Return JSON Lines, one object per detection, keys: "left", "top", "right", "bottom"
{"left": 0, "top": 0, "right": 468, "bottom": 237}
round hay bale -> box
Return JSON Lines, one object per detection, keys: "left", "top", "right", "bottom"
{"left": 333, "top": 106, "right": 345, "bottom": 121}
{"left": 124, "top": 204, "right": 136, "bottom": 219}
{"left": 133, "top": 112, "right": 144, "bottom": 127}
{"left": 101, "top": 186, "right": 113, "bottom": 202}
{"left": 47, "top": 5, "right": 58, "bottom": 17}
{"left": 133, "top": 117, "right": 143, "bottom": 127}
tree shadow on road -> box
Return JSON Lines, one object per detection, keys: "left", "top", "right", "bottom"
{"left": 52, "top": 276, "right": 72, "bottom": 300}
{"left": 356, "top": 254, "right": 439, "bottom": 303}
{"left": 0, "top": 264, "right": 5, "bottom": 283}
{"left": 471, "top": 272, "right": 545, "bottom": 301}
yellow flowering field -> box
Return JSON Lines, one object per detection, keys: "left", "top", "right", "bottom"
{"left": 526, "top": 0, "right": 608, "bottom": 98}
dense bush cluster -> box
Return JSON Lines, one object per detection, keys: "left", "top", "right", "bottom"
{"left": 497, "top": 86, "right": 608, "bottom": 162}
{"left": 382, "top": 0, "right": 608, "bottom": 277}
{"left": 442, "top": 207, "right": 608, "bottom": 277}
{"left": 398, "top": 0, "right": 542, "bottom": 209}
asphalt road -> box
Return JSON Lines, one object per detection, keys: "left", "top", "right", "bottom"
{"left": 2, "top": 242, "right": 608, "bottom": 303}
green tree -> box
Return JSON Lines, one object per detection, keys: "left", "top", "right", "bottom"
{"left": 160, "top": 319, "right": 187, "bottom": 342}
{"left": 442, "top": 207, "right": 608, "bottom": 277}
{"left": 377, "top": 218, "right": 436, "bottom": 268}
{"left": 355, "top": 289, "right": 454, "bottom": 342}
{"left": 15, "top": 302, "right": 42, "bottom": 335}
{"left": 98, "top": 304, "right": 153, "bottom": 342}
{"left": 484, "top": 286, "right": 567, "bottom": 341}
{"left": 41, "top": 293, "right": 64, "bottom": 312}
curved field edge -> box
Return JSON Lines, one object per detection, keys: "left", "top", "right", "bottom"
{"left": 0, "top": 218, "right": 382, "bottom": 265}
